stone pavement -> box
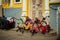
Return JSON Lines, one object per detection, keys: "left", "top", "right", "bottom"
{"left": 0, "top": 28, "right": 57, "bottom": 40}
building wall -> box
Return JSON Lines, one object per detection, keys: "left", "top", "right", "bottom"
{"left": 3, "top": 8, "right": 22, "bottom": 27}
{"left": 2, "top": 0, "right": 29, "bottom": 26}
{"left": 58, "top": 8, "right": 60, "bottom": 35}
{"left": 0, "top": 6, "right": 2, "bottom": 17}
{"left": 29, "top": 0, "right": 45, "bottom": 20}
{"left": 2, "top": 0, "right": 23, "bottom": 27}
{"left": 3, "top": 8, "right": 22, "bottom": 18}
{"left": 11, "top": 0, "right": 22, "bottom": 8}
{"left": 49, "top": 0, "right": 60, "bottom": 33}
{"left": 2, "top": 0, "right": 29, "bottom": 17}
{"left": 43, "top": 0, "right": 49, "bottom": 17}
{"left": 2, "top": 0, "right": 23, "bottom": 18}
{"left": 22, "top": 0, "right": 29, "bottom": 17}
{"left": 0, "top": 0, "right": 2, "bottom": 5}
{"left": 0, "top": 0, "right": 2, "bottom": 17}
{"left": 2, "top": 0, "right": 23, "bottom": 8}
{"left": 49, "top": 0, "right": 60, "bottom": 3}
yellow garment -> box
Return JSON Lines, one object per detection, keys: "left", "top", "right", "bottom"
{"left": 23, "top": 23, "right": 31, "bottom": 30}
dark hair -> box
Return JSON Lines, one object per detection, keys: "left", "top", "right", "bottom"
{"left": 43, "top": 18, "right": 46, "bottom": 20}
{"left": 3, "top": 15, "right": 5, "bottom": 17}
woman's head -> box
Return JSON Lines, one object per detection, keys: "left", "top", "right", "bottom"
{"left": 43, "top": 18, "right": 46, "bottom": 20}
{"left": 26, "top": 16, "right": 29, "bottom": 19}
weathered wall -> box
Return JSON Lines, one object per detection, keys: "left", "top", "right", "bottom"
{"left": 3, "top": 8, "right": 22, "bottom": 27}
{"left": 50, "top": 4, "right": 60, "bottom": 32}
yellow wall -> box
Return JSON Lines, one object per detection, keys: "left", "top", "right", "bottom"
{"left": 2, "top": 0, "right": 23, "bottom": 8}
{"left": 43, "top": 0, "right": 50, "bottom": 17}
{"left": 2, "top": 0, "right": 46, "bottom": 17}
{"left": 42, "top": 0, "right": 45, "bottom": 14}
{"left": 22, "top": 0, "right": 29, "bottom": 17}
{"left": 12, "top": 0, "right": 22, "bottom": 8}
{"left": 2, "top": 0, "right": 9, "bottom": 8}
{"left": 27, "top": 0, "right": 46, "bottom": 19}
{"left": 26, "top": 0, "right": 29, "bottom": 16}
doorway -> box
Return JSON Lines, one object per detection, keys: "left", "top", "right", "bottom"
{"left": 57, "top": 7, "right": 60, "bottom": 35}
{"left": 50, "top": 4, "right": 60, "bottom": 33}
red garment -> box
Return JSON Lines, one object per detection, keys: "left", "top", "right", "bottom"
{"left": 46, "top": 25, "right": 51, "bottom": 32}
{"left": 25, "top": 19, "right": 31, "bottom": 25}
{"left": 41, "top": 26, "right": 46, "bottom": 33}
{"left": 46, "top": 25, "right": 50, "bottom": 29}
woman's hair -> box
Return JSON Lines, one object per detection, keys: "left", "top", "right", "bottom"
{"left": 26, "top": 16, "right": 29, "bottom": 19}
{"left": 3, "top": 15, "right": 5, "bottom": 17}
{"left": 43, "top": 18, "right": 46, "bottom": 20}
{"left": 34, "top": 18, "right": 40, "bottom": 24}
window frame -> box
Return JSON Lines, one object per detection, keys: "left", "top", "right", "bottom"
{"left": 14, "top": 0, "right": 22, "bottom": 4}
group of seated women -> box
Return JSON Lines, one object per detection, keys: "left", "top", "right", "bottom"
{"left": 16, "top": 16, "right": 51, "bottom": 35}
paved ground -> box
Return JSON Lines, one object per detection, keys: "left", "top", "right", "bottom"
{"left": 0, "top": 28, "right": 57, "bottom": 40}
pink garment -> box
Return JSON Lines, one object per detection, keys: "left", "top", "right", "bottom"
{"left": 8, "top": 19, "right": 14, "bottom": 23}
{"left": 30, "top": 23, "right": 39, "bottom": 32}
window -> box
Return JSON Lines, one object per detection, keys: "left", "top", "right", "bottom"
{"left": 14, "top": 0, "right": 21, "bottom": 3}
{"left": 16, "top": 0, "right": 20, "bottom": 2}
{"left": 4, "top": 0, "right": 10, "bottom": 4}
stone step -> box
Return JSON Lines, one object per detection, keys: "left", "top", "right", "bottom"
{"left": 48, "top": 29, "right": 57, "bottom": 36}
